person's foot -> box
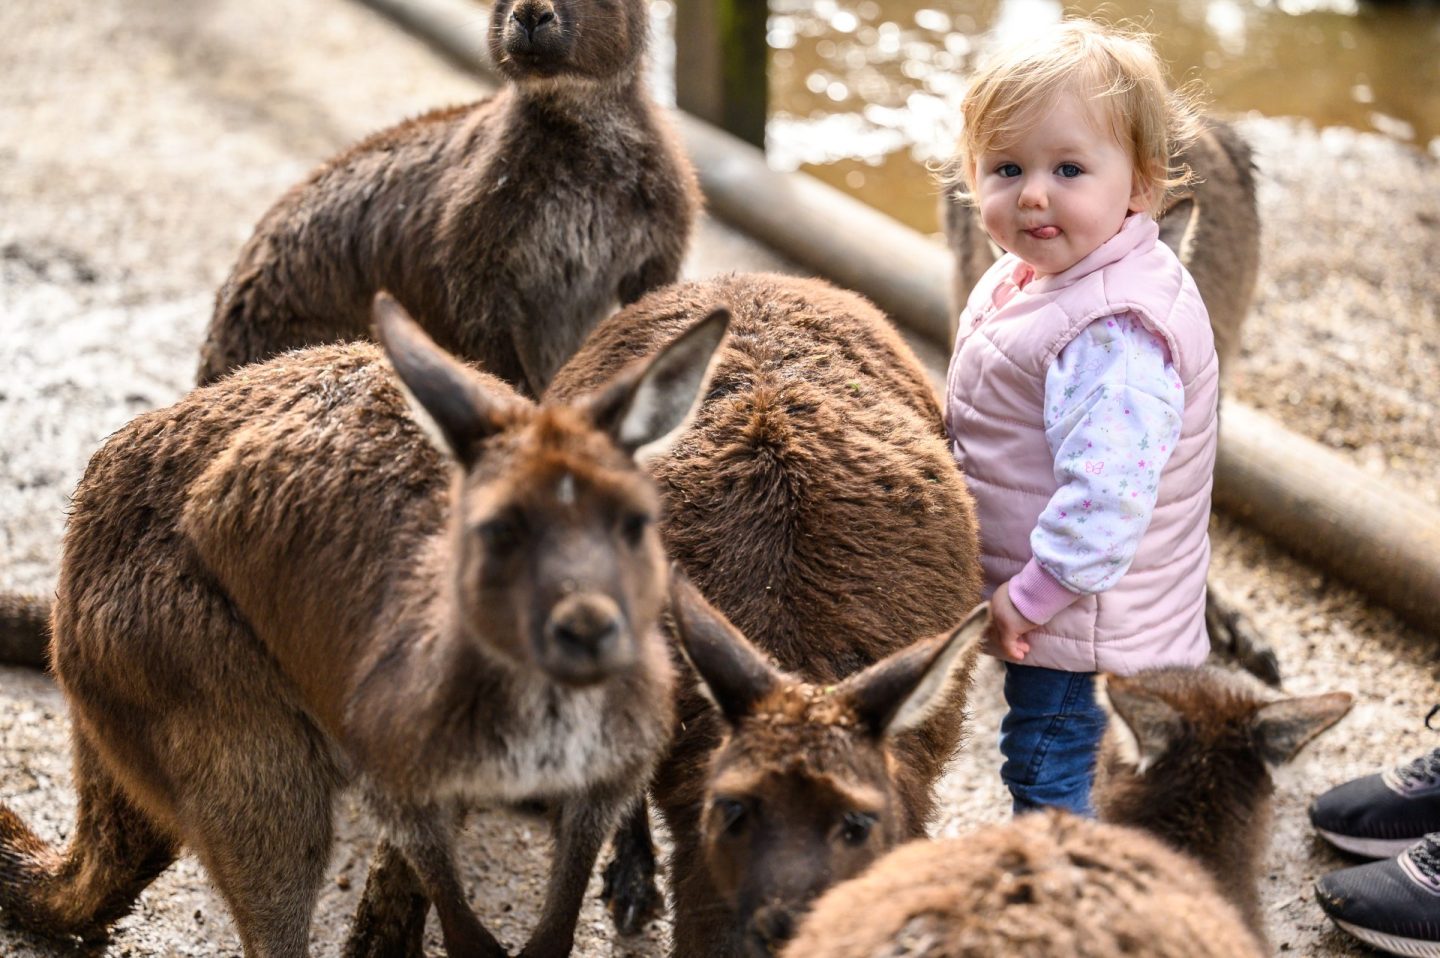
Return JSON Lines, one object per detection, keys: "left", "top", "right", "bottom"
{"left": 1311, "top": 746, "right": 1440, "bottom": 858}
{"left": 1316, "top": 833, "right": 1440, "bottom": 957}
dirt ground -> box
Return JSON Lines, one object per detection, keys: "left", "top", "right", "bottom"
{"left": 1, "top": 0, "right": 1437, "bottom": 955}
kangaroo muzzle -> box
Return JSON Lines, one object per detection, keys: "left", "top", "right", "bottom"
{"left": 748, "top": 903, "right": 798, "bottom": 956}
{"left": 510, "top": 0, "right": 557, "bottom": 41}
{"left": 539, "top": 593, "right": 632, "bottom": 686}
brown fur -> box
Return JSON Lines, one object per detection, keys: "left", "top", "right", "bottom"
{"left": 196, "top": 0, "right": 699, "bottom": 395}
{"left": 545, "top": 273, "right": 986, "bottom": 957}
{"left": 1093, "top": 666, "right": 1350, "bottom": 939}
{"left": 781, "top": 811, "right": 1267, "bottom": 958}
{"left": 1153, "top": 120, "right": 1260, "bottom": 371}
{"left": 782, "top": 661, "right": 1352, "bottom": 958}
{"left": 0, "top": 294, "right": 731, "bottom": 958}
{"left": 942, "top": 115, "right": 1260, "bottom": 373}
{"left": 0, "top": 594, "right": 47, "bottom": 669}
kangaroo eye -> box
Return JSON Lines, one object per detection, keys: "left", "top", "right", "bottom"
{"left": 620, "top": 511, "right": 653, "bottom": 546}
{"left": 839, "top": 811, "right": 877, "bottom": 846}
{"left": 476, "top": 516, "right": 523, "bottom": 555}
{"left": 713, "top": 798, "right": 748, "bottom": 836}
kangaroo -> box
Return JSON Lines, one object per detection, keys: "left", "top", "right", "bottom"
{"left": 0, "top": 292, "right": 729, "bottom": 958}
{"left": 664, "top": 582, "right": 986, "bottom": 958}
{"left": 781, "top": 654, "right": 1353, "bottom": 958}
{"left": 195, "top": 0, "right": 698, "bottom": 395}
{"left": 549, "top": 273, "right": 986, "bottom": 957}
{"left": 942, "top": 116, "right": 1275, "bottom": 686}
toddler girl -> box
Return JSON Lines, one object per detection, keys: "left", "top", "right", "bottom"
{"left": 942, "top": 20, "right": 1217, "bottom": 815}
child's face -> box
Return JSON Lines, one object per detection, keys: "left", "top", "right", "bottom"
{"left": 973, "top": 90, "right": 1149, "bottom": 277}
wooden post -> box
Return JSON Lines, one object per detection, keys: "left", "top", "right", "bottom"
{"left": 674, "top": 0, "right": 768, "bottom": 149}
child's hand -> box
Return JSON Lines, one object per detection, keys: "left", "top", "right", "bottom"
{"left": 985, "top": 581, "right": 1039, "bottom": 662}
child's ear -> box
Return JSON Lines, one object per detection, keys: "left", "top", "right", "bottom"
{"left": 1129, "top": 175, "right": 1157, "bottom": 215}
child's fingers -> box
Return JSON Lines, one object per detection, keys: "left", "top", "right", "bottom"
{"left": 982, "top": 619, "right": 1032, "bottom": 663}
{"left": 983, "top": 632, "right": 1012, "bottom": 661}
{"left": 998, "top": 634, "right": 1029, "bottom": 662}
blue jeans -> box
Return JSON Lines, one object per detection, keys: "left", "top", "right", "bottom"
{"left": 999, "top": 662, "right": 1108, "bottom": 816}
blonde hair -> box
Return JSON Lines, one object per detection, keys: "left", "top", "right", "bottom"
{"left": 947, "top": 19, "right": 1204, "bottom": 215}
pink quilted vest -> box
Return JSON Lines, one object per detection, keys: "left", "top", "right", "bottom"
{"left": 944, "top": 214, "right": 1219, "bottom": 675}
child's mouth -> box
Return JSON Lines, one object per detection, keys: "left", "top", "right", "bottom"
{"left": 1026, "top": 226, "right": 1060, "bottom": 240}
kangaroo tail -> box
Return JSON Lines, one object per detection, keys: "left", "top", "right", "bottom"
{"left": 0, "top": 738, "right": 176, "bottom": 941}
{"left": 0, "top": 802, "right": 61, "bottom": 905}
{"left": 0, "top": 592, "right": 50, "bottom": 669}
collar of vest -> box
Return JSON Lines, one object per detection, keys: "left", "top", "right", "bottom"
{"left": 1026, "top": 212, "right": 1158, "bottom": 296}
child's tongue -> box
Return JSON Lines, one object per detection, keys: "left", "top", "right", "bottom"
{"left": 1029, "top": 226, "right": 1060, "bottom": 239}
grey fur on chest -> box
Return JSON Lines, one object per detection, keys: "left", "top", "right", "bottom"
{"left": 498, "top": 140, "right": 658, "bottom": 276}
{"left": 438, "top": 679, "right": 641, "bottom": 805}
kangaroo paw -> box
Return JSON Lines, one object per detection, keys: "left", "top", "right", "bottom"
{"left": 1206, "top": 589, "right": 1282, "bottom": 687}
{"left": 600, "top": 847, "right": 662, "bottom": 936}
{"left": 343, "top": 846, "right": 428, "bottom": 958}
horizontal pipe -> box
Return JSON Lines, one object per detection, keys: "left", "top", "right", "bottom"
{"left": 357, "top": 0, "right": 1440, "bottom": 637}
{"left": 678, "top": 117, "right": 953, "bottom": 346}
{"left": 1212, "top": 403, "right": 1440, "bottom": 634}
{"left": 358, "top": 0, "right": 494, "bottom": 71}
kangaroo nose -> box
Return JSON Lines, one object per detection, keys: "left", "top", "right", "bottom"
{"left": 546, "top": 593, "right": 624, "bottom": 661}
{"left": 551, "top": 611, "right": 618, "bottom": 657}
{"left": 511, "top": 1, "right": 557, "bottom": 40}
{"left": 751, "top": 905, "right": 795, "bottom": 950}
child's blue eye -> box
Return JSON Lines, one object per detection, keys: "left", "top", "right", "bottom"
{"left": 1057, "top": 163, "right": 1083, "bottom": 178}
{"left": 996, "top": 163, "right": 1021, "bottom": 178}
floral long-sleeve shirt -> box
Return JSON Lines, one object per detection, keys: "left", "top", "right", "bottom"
{"left": 1007, "top": 312, "right": 1185, "bottom": 625}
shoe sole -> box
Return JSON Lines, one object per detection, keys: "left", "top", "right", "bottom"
{"left": 1333, "top": 918, "right": 1440, "bottom": 957}
{"left": 1317, "top": 828, "right": 1422, "bottom": 859}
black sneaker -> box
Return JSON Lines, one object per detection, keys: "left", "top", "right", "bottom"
{"left": 1316, "top": 834, "right": 1440, "bottom": 957}
{"left": 1311, "top": 746, "right": 1440, "bottom": 858}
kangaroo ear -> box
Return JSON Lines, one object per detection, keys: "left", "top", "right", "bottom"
{"left": 670, "top": 566, "right": 779, "bottom": 725}
{"left": 1157, "top": 194, "right": 1200, "bottom": 264}
{"left": 587, "top": 308, "right": 730, "bottom": 464}
{"left": 374, "top": 291, "right": 524, "bottom": 464}
{"left": 1252, "top": 691, "right": 1353, "bottom": 767}
{"left": 1097, "top": 674, "right": 1183, "bottom": 774}
{"left": 841, "top": 602, "right": 986, "bottom": 739}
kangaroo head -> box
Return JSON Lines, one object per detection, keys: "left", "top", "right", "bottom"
{"left": 488, "top": 0, "right": 648, "bottom": 87}
{"left": 672, "top": 575, "right": 984, "bottom": 957}
{"left": 1094, "top": 664, "right": 1351, "bottom": 918}
{"left": 1098, "top": 666, "right": 1353, "bottom": 780}
{"left": 375, "top": 292, "right": 728, "bottom": 687}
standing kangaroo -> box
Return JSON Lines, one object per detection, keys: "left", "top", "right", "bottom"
{"left": 0, "top": 293, "right": 729, "bottom": 958}
{"left": 196, "top": 0, "right": 698, "bottom": 394}
{"left": 782, "top": 655, "right": 1352, "bottom": 957}
{"left": 551, "top": 274, "right": 985, "bottom": 957}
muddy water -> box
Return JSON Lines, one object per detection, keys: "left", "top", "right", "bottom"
{"left": 745, "top": 0, "right": 1440, "bottom": 233}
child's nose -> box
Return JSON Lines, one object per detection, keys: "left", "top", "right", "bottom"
{"left": 1019, "top": 178, "right": 1047, "bottom": 209}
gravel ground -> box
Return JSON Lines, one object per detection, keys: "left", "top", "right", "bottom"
{"left": 0, "top": 0, "right": 1436, "bottom": 955}
{"left": 1229, "top": 117, "right": 1440, "bottom": 509}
